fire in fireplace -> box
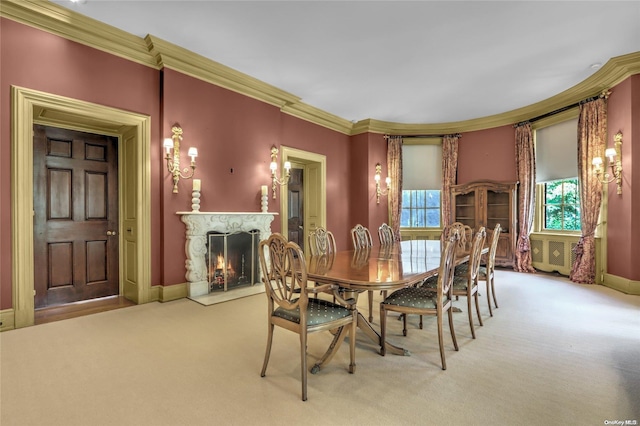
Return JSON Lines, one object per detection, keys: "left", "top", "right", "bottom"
{"left": 207, "top": 230, "right": 260, "bottom": 292}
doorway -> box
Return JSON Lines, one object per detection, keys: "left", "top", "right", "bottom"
{"left": 11, "top": 86, "right": 152, "bottom": 328}
{"left": 278, "top": 147, "right": 326, "bottom": 254}
{"left": 33, "top": 125, "right": 120, "bottom": 308}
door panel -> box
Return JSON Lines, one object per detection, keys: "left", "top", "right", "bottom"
{"left": 33, "top": 125, "right": 119, "bottom": 308}
{"left": 287, "top": 168, "right": 304, "bottom": 248}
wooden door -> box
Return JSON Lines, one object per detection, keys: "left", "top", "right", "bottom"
{"left": 33, "top": 125, "right": 119, "bottom": 308}
{"left": 287, "top": 168, "right": 304, "bottom": 249}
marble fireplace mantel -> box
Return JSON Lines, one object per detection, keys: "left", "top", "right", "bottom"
{"left": 177, "top": 212, "right": 277, "bottom": 304}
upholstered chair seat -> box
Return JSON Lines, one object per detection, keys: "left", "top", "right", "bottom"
{"left": 273, "top": 298, "right": 353, "bottom": 325}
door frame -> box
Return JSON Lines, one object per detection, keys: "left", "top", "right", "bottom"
{"left": 11, "top": 86, "right": 152, "bottom": 328}
{"left": 278, "top": 146, "right": 326, "bottom": 253}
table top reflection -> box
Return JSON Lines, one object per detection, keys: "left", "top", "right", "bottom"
{"left": 306, "top": 239, "right": 444, "bottom": 291}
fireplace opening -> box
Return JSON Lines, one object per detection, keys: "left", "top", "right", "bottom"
{"left": 207, "top": 230, "right": 260, "bottom": 293}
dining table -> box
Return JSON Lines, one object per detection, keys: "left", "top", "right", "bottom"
{"left": 305, "top": 239, "right": 480, "bottom": 373}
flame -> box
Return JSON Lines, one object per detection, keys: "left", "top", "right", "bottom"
{"left": 215, "top": 253, "right": 235, "bottom": 276}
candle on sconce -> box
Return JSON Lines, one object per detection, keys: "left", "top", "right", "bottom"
{"left": 193, "top": 179, "right": 201, "bottom": 192}
{"left": 261, "top": 185, "right": 268, "bottom": 196}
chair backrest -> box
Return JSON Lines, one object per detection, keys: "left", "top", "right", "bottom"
{"left": 308, "top": 227, "right": 337, "bottom": 256}
{"left": 467, "top": 227, "right": 487, "bottom": 283}
{"left": 442, "top": 222, "right": 471, "bottom": 254}
{"left": 436, "top": 232, "right": 460, "bottom": 305}
{"left": 351, "top": 224, "right": 373, "bottom": 249}
{"left": 486, "top": 223, "right": 502, "bottom": 272}
{"left": 259, "top": 233, "right": 309, "bottom": 310}
{"left": 378, "top": 223, "right": 395, "bottom": 246}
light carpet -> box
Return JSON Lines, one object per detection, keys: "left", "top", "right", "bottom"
{"left": 1, "top": 270, "right": 639, "bottom": 426}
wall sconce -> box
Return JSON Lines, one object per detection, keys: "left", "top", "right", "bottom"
{"left": 163, "top": 124, "right": 197, "bottom": 194}
{"left": 374, "top": 163, "right": 391, "bottom": 204}
{"left": 270, "top": 146, "right": 291, "bottom": 199}
{"left": 592, "top": 131, "right": 623, "bottom": 195}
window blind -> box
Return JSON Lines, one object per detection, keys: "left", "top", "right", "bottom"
{"left": 535, "top": 118, "right": 578, "bottom": 183}
{"left": 402, "top": 144, "right": 442, "bottom": 190}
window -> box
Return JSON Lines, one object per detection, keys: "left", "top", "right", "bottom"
{"left": 534, "top": 117, "right": 581, "bottom": 232}
{"left": 401, "top": 190, "right": 441, "bottom": 227}
{"left": 543, "top": 178, "right": 580, "bottom": 231}
{"left": 400, "top": 141, "right": 442, "bottom": 228}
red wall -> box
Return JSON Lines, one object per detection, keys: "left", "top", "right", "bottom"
{"left": 457, "top": 125, "right": 518, "bottom": 184}
{"left": 606, "top": 75, "right": 640, "bottom": 280}
{"left": 0, "top": 18, "right": 161, "bottom": 309}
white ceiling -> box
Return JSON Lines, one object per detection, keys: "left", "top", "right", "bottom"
{"left": 52, "top": 0, "right": 640, "bottom": 124}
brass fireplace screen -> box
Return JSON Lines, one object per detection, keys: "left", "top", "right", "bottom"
{"left": 207, "top": 230, "right": 260, "bottom": 292}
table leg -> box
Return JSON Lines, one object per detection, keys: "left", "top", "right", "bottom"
{"left": 356, "top": 312, "right": 410, "bottom": 356}
{"left": 311, "top": 288, "right": 411, "bottom": 374}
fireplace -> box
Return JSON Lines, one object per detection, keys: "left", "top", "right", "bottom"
{"left": 207, "top": 230, "right": 259, "bottom": 293}
{"left": 177, "top": 212, "right": 277, "bottom": 305}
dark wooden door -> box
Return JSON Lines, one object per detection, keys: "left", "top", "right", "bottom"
{"left": 287, "top": 168, "right": 304, "bottom": 249}
{"left": 33, "top": 125, "right": 119, "bottom": 309}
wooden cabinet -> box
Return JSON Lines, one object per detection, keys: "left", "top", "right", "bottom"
{"left": 451, "top": 181, "right": 518, "bottom": 267}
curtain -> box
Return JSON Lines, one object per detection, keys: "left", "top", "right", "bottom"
{"left": 570, "top": 96, "right": 608, "bottom": 284}
{"left": 441, "top": 135, "right": 459, "bottom": 228}
{"left": 387, "top": 136, "right": 403, "bottom": 242}
{"left": 514, "top": 123, "right": 536, "bottom": 273}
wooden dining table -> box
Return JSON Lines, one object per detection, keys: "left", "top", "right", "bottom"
{"left": 306, "top": 239, "right": 470, "bottom": 373}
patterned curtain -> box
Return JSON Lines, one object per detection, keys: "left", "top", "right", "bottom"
{"left": 515, "top": 123, "right": 536, "bottom": 273}
{"left": 387, "top": 136, "right": 403, "bottom": 242}
{"left": 441, "top": 135, "right": 459, "bottom": 228}
{"left": 570, "top": 95, "right": 608, "bottom": 284}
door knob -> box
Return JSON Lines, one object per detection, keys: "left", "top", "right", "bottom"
{"left": 106, "top": 230, "right": 116, "bottom": 236}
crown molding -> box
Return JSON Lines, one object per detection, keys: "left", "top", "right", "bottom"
{"left": 145, "top": 35, "right": 301, "bottom": 110}
{"left": 280, "top": 102, "right": 353, "bottom": 135}
{"left": 2, "top": 1, "right": 639, "bottom": 137}
{"left": 0, "top": 0, "right": 157, "bottom": 68}
{"left": 353, "top": 51, "right": 640, "bottom": 136}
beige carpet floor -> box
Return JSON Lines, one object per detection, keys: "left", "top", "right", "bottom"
{"left": 1, "top": 269, "right": 639, "bottom": 426}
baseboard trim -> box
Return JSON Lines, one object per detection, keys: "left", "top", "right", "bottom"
{"left": 603, "top": 273, "right": 640, "bottom": 295}
{"left": 0, "top": 309, "right": 16, "bottom": 331}
{"left": 158, "top": 283, "right": 188, "bottom": 302}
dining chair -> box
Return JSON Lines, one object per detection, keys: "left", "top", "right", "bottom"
{"left": 350, "top": 224, "right": 376, "bottom": 322}
{"left": 454, "top": 223, "right": 501, "bottom": 317}
{"left": 259, "top": 233, "right": 357, "bottom": 401}
{"left": 480, "top": 223, "right": 501, "bottom": 316}
{"left": 442, "top": 222, "right": 471, "bottom": 256}
{"left": 378, "top": 222, "right": 395, "bottom": 246}
{"left": 308, "top": 226, "right": 336, "bottom": 256}
{"left": 379, "top": 232, "right": 460, "bottom": 370}
{"left": 308, "top": 226, "right": 338, "bottom": 301}
{"left": 426, "top": 226, "right": 486, "bottom": 338}
{"left": 351, "top": 224, "right": 373, "bottom": 249}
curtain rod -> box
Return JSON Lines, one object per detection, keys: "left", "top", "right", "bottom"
{"left": 384, "top": 133, "right": 462, "bottom": 139}
{"left": 514, "top": 91, "right": 608, "bottom": 128}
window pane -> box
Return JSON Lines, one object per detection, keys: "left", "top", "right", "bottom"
{"left": 545, "top": 205, "right": 562, "bottom": 230}
{"left": 402, "top": 191, "right": 411, "bottom": 206}
{"left": 565, "top": 205, "right": 581, "bottom": 230}
{"left": 400, "top": 209, "right": 410, "bottom": 227}
{"left": 401, "top": 190, "right": 442, "bottom": 229}
{"left": 426, "top": 190, "right": 440, "bottom": 208}
{"left": 426, "top": 209, "right": 440, "bottom": 227}
{"left": 542, "top": 178, "right": 581, "bottom": 231}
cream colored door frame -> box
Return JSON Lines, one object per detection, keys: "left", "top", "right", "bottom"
{"left": 11, "top": 86, "right": 152, "bottom": 328}
{"left": 278, "top": 147, "right": 326, "bottom": 253}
